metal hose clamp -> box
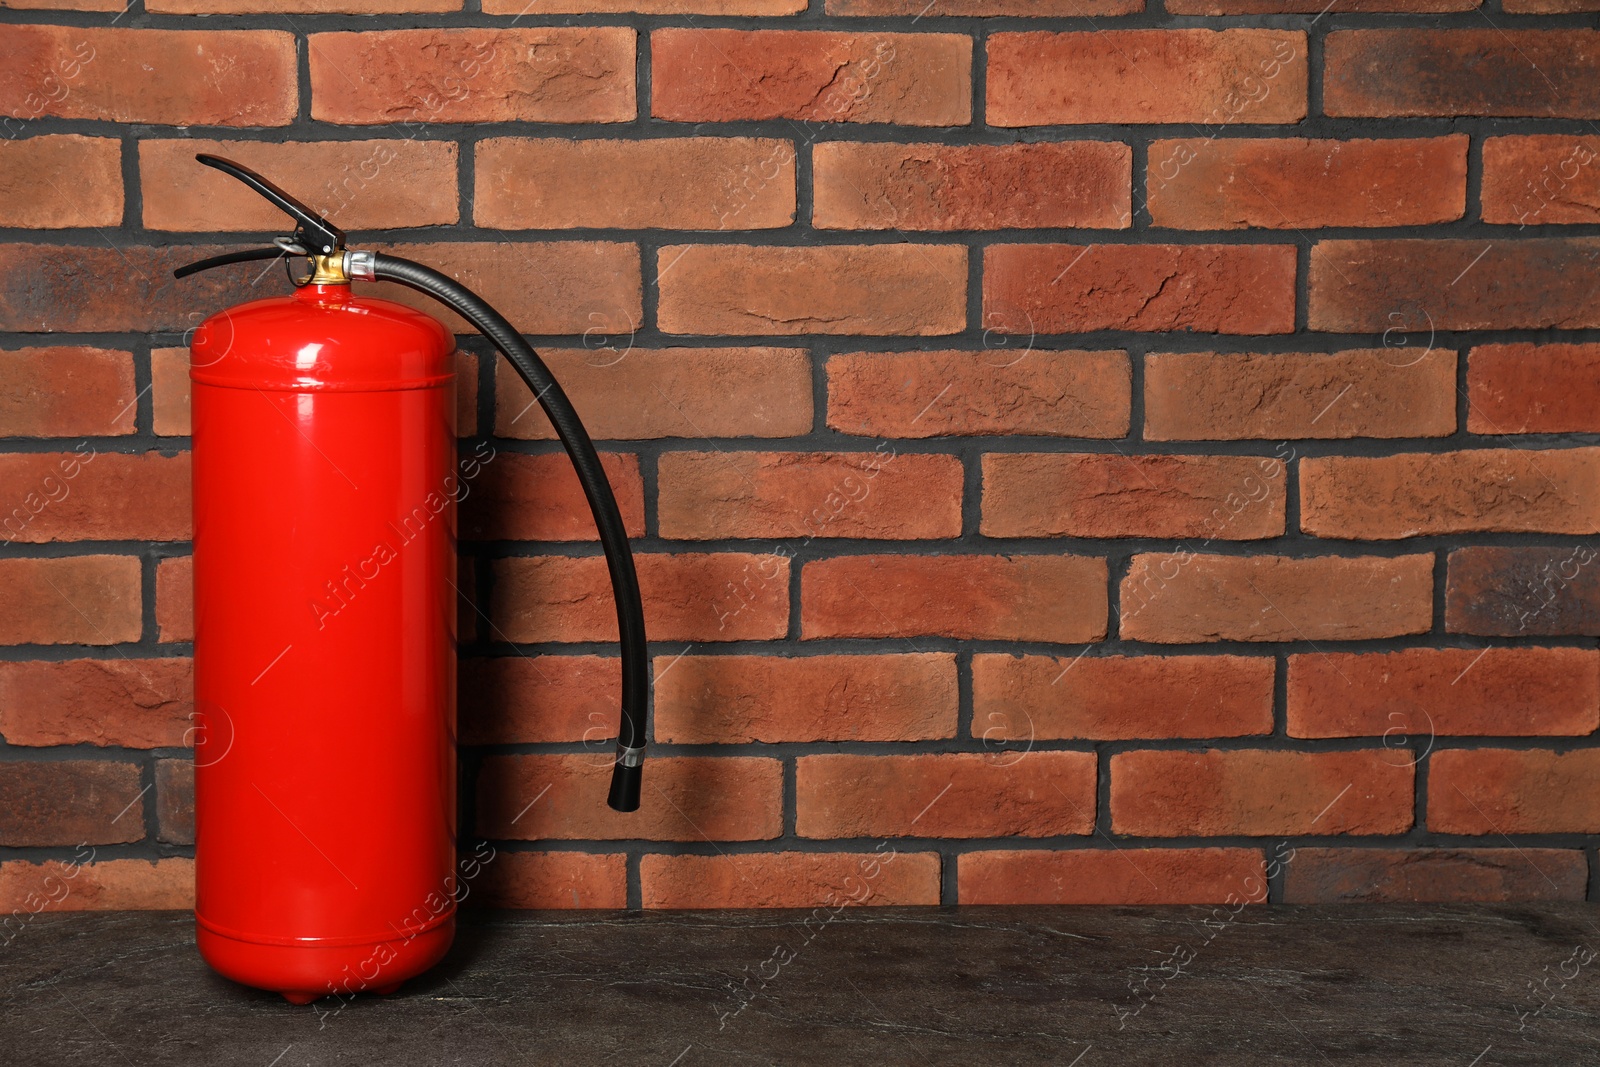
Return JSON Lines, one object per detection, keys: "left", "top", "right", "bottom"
{"left": 344, "top": 249, "right": 377, "bottom": 281}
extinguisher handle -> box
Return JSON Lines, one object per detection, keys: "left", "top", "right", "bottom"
{"left": 194, "top": 154, "right": 347, "bottom": 257}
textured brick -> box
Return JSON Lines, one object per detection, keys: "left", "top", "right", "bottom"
{"left": 1290, "top": 647, "right": 1599, "bottom": 739}
{"left": 658, "top": 451, "right": 962, "bottom": 540}
{"left": 0, "top": 347, "right": 136, "bottom": 438}
{"left": 1148, "top": 136, "right": 1466, "bottom": 230}
{"left": 1170, "top": 0, "right": 1472, "bottom": 8}
{"left": 151, "top": 759, "right": 194, "bottom": 847}
{"left": 1144, "top": 349, "right": 1456, "bottom": 441}
{"left": 156, "top": 556, "right": 192, "bottom": 643}
{"left": 1502, "top": 0, "right": 1600, "bottom": 9}
{"left": 492, "top": 553, "right": 790, "bottom": 643}
{"left": 0, "top": 659, "right": 193, "bottom": 748}
{"left": 1429, "top": 749, "right": 1600, "bottom": 834}
{"left": 802, "top": 554, "right": 1107, "bottom": 642}
{"left": 1467, "top": 343, "right": 1600, "bottom": 434}
{"left": 1120, "top": 553, "right": 1433, "bottom": 643}
{"left": 0, "top": 761, "right": 145, "bottom": 846}
{"left": 960, "top": 848, "right": 1266, "bottom": 905}
{"left": 1302, "top": 449, "right": 1600, "bottom": 539}
{"left": 477, "top": 137, "right": 794, "bottom": 230}
{"left": 984, "top": 244, "right": 1296, "bottom": 335}
{"left": 827, "top": 350, "right": 1130, "bottom": 440}
{"left": 1112, "top": 750, "right": 1414, "bottom": 836}
{"left": 657, "top": 244, "right": 965, "bottom": 336}
{"left": 797, "top": 752, "right": 1096, "bottom": 839}
{"left": 462, "top": 452, "right": 644, "bottom": 542}
{"left": 366, "top": 241, "right": 640, "bottom": 337}
{"left": 1283, "top": 848, "right": 1589, "bottom": 904}
{"left": 486, "top": 0, "right": 802, "bottom": 11}
{"left": 0, "top": 26, "right": 296, "bottom": 126}
{"left": 654, "top": 653, "right": 958, "bottom": 744}
{"left": 652, "top": 30, "right": 970, "bottom": 126}
{"left": 0, "top": 556, "right": 140, "bottom": 645}
{"left": 0, "top": 859, "right": 194, "bottom": 912}
{"left": 1481, "top": 136, "right": 1600, "bottom": 226}
{"left": 153, "top": 0, "right": 458, "bottom": 10}
{"left": 478, "top": 754, "right": 782, "bottom": 840}
{"left": 813, "top": 141, "right": 1131, "bottom": 231}
{"left": 0, "top": 135, "right": 121, "bottom": 228}
{"left": 1325, "top": 30, "right": 1600, "bottom": 119}
{"left": 1446, "top": 547, "right": 1600, "bottom": 636}
{"left": 982, "top": 454, "right": 1285, "bottom": 540}
{"left": 642, "top": 852, "right": 941, "bottom": 909}
{"left": 309, "top": 29, "right": 635, "bottom": 125}
{"left": 1309, "top": 239, "right": 1600, "bottom": 332}
{"left": 150, "top": 348, "right": 189, "bottom": 437}
{"left": 830, "top": 0, "right": 1139, "bottom": 11}
{"left": 988, "top": 30, "right": 1305, "bottom": 126}
{"left": 460, "top": 656, "right": 618, "bottom": 746}
{"left": 469, "top": 852, "right": 626, "bottom": 910}
{"left": 496, "top": 348, "right": 811, "bottom": 442}
{"left": 140, "top": 139, "right": 459, "bottom": 232}
{"left": 972, "top": 653, "right": 1274, "bottom": 741}
{"left": 0, "top": 452, "right": 189, "bottom": 543}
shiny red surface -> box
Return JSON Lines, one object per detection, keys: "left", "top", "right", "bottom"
{"left": 190, "top": 284, "right": 458, "bottom": 1002}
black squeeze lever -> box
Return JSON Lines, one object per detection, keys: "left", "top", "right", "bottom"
{"left": 172, "top": 154, "right": 346, "bottom": 280}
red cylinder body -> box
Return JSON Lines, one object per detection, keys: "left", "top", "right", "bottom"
{"left": 189, "top": 283, "right": 458, "bottom": 1003}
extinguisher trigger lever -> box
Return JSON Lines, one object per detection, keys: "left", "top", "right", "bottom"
{"left": 194, "top": 153, "right": 347, "bottom": 257}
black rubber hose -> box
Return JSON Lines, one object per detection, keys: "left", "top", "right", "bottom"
{"left": 371, "top": 253, "right": 647, "bottom": 813}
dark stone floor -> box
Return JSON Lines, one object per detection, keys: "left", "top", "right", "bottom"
{"left": 3, "top": 906, "right": 1598, "bottom": 1065}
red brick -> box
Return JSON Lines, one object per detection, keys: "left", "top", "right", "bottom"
{"left": 796, "top": 752, "right": 1096, "bottom": 838}
{"left": 658, "top": 451, "right": 962, "bottom": 540}
{"left": 827, "top": 350, "right": 1130, "bottom": 440}
{"left": 0, "top": 451, "right": 189, "bottom": 543}
{"left": 642, "top": 851, "right": 941, "bottom": 908}
{"left": 1467, "top": 343, "right": 1600, "bottom": 435}
{"left": 984, "top": 244, "right": 1296, "bottom": 335}
{"left": 461, "top": 656, "right": 619, "bottom": 746}
{"left": 0, "top": 135, "right": 121, "bottom": 228}
{"left": 1171, "top": 0, "right": 1472, "bottom": 8}
{"left": 309, "top": 29, "right": 635, "bottom": 125}
{"left": 651, "top": 30, "right": 970, "bottom": 126}
{"left": 972, "top": 653, "right": 1274, "bottom": 741}
{"left": 988, "top": 30, "right": 1305, "bottom": 126}
{"left": 982, "top": 454, "right": 1285, "bottom": 540}
{"left": 0, "top": 859, "right": 194, "bottom": 912}
{"left": 1446, "top": 547, "right": 1600, "bottom": 637}
{"left": 1481, "top": 136, "right": 1600, "bottom": 227}
{"left": 0, "top": 556, "right": 140, "bottom": 645}
{"left": 477, "top": 137, "right": 794, "bottom": 230}
{"left": 492, "top": 553, "right": 790, "bottom": 643}
{"left": 366, "top": 241, "right": 640, "bottom": 337}
{"left": 0, "top": 26, "right": 295, "bottom": 126}
{"left": 0, "top": 760, "right": 145, "bottom": 846}
{"left": 1111, "top": 750, "right": 1414, "bottom": 836}
{"left": 462, "top": 452, "right": 643, "bottom": 542}
{"left": 0, "top": 0, "right": 123, "bottom": 9}
{"left": 151, "top": 348, "right": 190, "bottom": 437}
{"left": 654, "top": 653, "right": 958, "bottom": 744}
{"left": 960, "top": 848, "right": 1266, "bottom": 905}
{"left": 153, "top": 0, "right": 458, "bottom": 10}
{"left": 1283, "top": 848, "right": 1588, "bottom": 904}
{"left": 0, "top": 347, "right": 136, "bottom": 438}
{"left": 470, "top": 851, "right": 626, "bottom": 910}
{"left": 1120, "top": 553, "right": 1433, "bottom": 643}
{"left": 478, "top": 754, "right": 782, "bottom": 840}
{"left": 1503, "top": 0, "right": 1600, "bottom": 9}
{"left": 1302, "top": 449, "right": 1600, "bottom": 539}
{"left": 830, "top": 0, "right": 1138, "bottom": 11}
{"left": 1289, "top": 647, "right": 1599, "bottom": 739}
{"left": 487, "top": 0, "right": 802, "bottom": 11}
{"left": 813, "top": 141, "right": 1131, "bottom": 231}
{"left": 156, "top": 556, "right": 193, "bottom": 643}
{"left": 1309, "top": 239, "right": 1600, "bottom": 332}
{"left": 802, "top": 554, "right": 1107, "bottom": 642}
{"left": 140, "top": 139, "right": 459, "bottom": 232}
{"left": 496, "top": 348, "right": 812, "bottom": 442}
{"left": 1429, "top": 749, "right": 1600, "bottom": 834}
{"left": 1148, "top": 136, "right": 1466, "bottom": 230}
{"left": 1325, "top": 30, "right": 1600, "bottom": 119}
{"left": 657, "top": 244, "right": 965, "bottom": 337}
{"left": 155, "top": 758, "right": 193, "bottom": 846}
{"left": 1144, "top": 349, "right": 1456, "bottom": 441}
{"left": 0, "top": 659, "right": 192, "bottom": 748}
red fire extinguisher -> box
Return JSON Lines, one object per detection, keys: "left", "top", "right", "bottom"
{"left": 174, "top": 156, "right": 648, "bottom": 1004}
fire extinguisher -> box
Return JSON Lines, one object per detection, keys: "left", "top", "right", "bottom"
{"left": 173, "top": 155, "right": 648, "bottom": 1004}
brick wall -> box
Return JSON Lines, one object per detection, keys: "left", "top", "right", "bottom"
{"left": 2, "top": 0, "right": 1599, "bottom": 915}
